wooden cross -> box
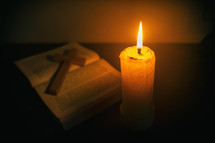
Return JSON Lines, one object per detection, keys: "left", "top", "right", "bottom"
{"left": 47, "top": 48, "right": 86, "bottom": 95}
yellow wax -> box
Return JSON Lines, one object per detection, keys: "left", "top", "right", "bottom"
{"left": 120, "top": 46, "right": 155, "bottom": 129}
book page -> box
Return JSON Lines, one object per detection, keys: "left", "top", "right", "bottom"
{"left": 15, "top": 43, "right": 100, "bottom": 87}
{"left": 34, "top": 59, "right": 121, "bottom": 128}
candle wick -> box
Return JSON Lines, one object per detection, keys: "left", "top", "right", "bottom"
{"left": 138, "top": 48, "right": 141, "bottom": 54}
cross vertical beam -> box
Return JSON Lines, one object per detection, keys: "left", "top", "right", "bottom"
{"left": 47, "top": 49, "right": 86, "bottom": 95}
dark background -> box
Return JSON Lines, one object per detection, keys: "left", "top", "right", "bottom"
{"left": 0, "top": 0, "right": 214, "bottom": 43}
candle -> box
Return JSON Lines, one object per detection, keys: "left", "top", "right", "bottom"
{"left": 120, "top": 21, "right": 155, "bottom": 130}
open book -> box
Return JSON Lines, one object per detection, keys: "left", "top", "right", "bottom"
{"left": 15, "top": 43, "right": 121, "bottom": 130}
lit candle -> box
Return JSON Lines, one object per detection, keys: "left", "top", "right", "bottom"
{"left": 119, "top": 21, "right": 155, "bottom": 130}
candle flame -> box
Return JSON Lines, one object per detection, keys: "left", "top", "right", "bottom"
{"left": 137, "top": 21, "right": 143, "bottom": 48}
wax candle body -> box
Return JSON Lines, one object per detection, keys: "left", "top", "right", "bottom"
{"left": 120, "top": 46, "right": 155, "bottom": 130}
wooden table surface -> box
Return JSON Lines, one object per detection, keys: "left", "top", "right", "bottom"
{"left": 1, "top": 43, "right": 215, "bottom": 141}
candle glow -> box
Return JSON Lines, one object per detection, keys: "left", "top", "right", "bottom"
{"left": 119, "top": 21, "right": 155, "bottom": 130}
{"left": 137, "top": 21, "right": 143, "bottom": 48}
